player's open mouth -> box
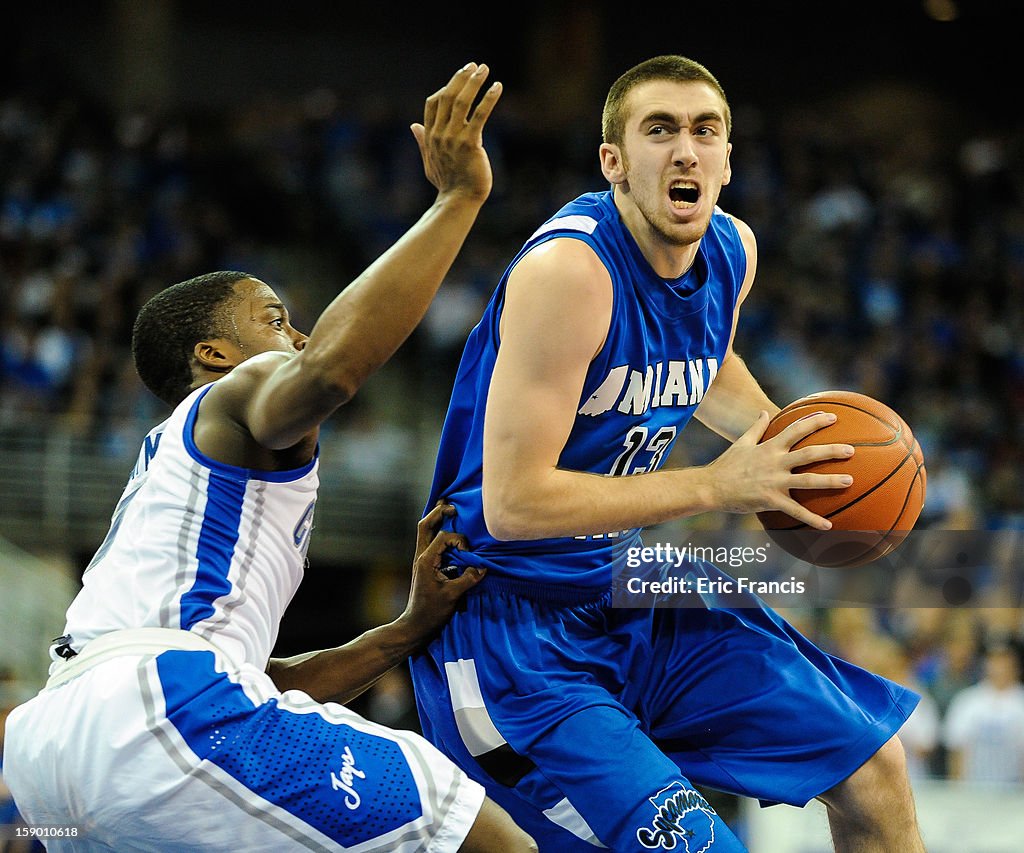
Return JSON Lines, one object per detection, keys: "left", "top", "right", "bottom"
{"left": 669, "top": 180, "right": 699, "bottom": 208}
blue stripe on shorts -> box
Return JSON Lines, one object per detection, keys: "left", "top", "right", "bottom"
{"left": 156, "top": 651, "right": 422, "bottom": 845}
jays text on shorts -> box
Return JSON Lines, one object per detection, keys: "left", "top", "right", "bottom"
{"left": 4, "top": 628, "right": 485, "bottom": 852}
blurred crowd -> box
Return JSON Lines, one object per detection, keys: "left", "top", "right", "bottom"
{"left": 2, "top": 77, "right": 1022, "bottom": 520}
{"left": 1, "top": 69, "right": 1022, "bottom": 791}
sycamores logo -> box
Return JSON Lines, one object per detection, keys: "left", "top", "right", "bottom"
{"left": 636, "top": 782, "right": 718, "bottom": 852}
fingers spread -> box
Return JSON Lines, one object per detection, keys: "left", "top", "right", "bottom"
{"left": 431, "top": 63, "right": 502, "bottom": 136}
{"left": 789, "top": 443, "right": 855, "bottom": 467}
{"left": 448, "top": 63, "right": 490, "bottom": 127}
{"left": 433, "top": 62, "right": 479, "bottom": 130}
{"left": 778, "top": 411, "right": 837, "bottom": 448}
{"left": 467, "top": 80, "right": 502, "bottom": 134}
{"left": 740, "top": 410, "right": 771, "bottom": 446}
{"left": 421, "top": 89, "right": 442, "bottom": 134}
{"left": 778, "top": 496, "right": 833, "bottom": 531}
{"left": 790, "top": 472, "right": 854, "bottom": 490}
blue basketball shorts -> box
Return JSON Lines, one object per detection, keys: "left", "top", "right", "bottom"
{"left": 409, "top": 560, "right": 920, "bottom": 852}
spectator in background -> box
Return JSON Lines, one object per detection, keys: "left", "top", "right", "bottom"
{"left": 943, "top": 644, "right": 1024, "bottom": 785}
{"left": 3, "top": 70, "right": 1024, "bottom": 525}
{"left": 1, "top": 23, "right": 1023, "bottom": 813}
{"left": 919, "top": 615, "right": 981, "bottom": 718}
{"left": 864, "top": 637, "right": 940, "bottom": 780}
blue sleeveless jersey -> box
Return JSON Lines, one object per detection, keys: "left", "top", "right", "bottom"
{"left": 428, "top": 191, "right": 746, "bottom": 588}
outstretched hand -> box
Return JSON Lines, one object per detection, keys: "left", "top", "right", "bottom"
{"left": 411, "top": 62, "right": 502, "bottom": 203}
{"left": 398, "top": 501, "right": 485, "bottom": 645}
{"left": 706, "top": 410, "right": 855, "bottom": 530}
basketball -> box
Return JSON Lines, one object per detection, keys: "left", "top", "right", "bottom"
{"left": 755, "top": 390, "right": 927, "bottom": 568}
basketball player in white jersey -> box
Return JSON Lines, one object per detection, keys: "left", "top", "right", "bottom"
{"left": 2, "top": 63, "right": 536, "bottom": 852}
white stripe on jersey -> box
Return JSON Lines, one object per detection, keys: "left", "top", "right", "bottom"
{"left": 529, "top": 214, "right": 599, "bottom": 241}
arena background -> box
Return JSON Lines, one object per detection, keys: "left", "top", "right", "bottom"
{"left": 1, "top": 1, "right": 1022, "bottom": 849}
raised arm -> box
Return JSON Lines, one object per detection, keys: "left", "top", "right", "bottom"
{"left": 241, "top": 64, "right": 501, "bottom": 450}
{"left": 482, "top": 236, "right": 854, "bottom": 540}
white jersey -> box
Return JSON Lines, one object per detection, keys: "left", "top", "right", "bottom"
{"left": 58, "top": 383, "right": 319, "bottom": 670}
{"left": 6, "top": 383, "right": 486, "bottom": 851}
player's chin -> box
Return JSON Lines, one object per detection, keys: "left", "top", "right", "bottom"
{"left": 663, "top": 208, "right": 710, "bottom": 243}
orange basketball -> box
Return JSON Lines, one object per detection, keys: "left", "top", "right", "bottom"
{"left": 756, "top": 390, "right": 927, "bottom": 568}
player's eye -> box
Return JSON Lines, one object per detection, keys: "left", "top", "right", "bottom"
{"left": 271, "top": 318, "right": 285, "bottom": 328}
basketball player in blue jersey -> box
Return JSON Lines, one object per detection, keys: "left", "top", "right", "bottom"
{"left": 2, "top": 64, "right": 537, "bottom": 852}
{"left": 410, "top": 56, "right": 926, "bottom": 852}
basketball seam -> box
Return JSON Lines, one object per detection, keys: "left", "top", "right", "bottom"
{"left": 773, "top": 401, "right": 903, "bottom": 448}
{"left": 780, "top": 398, "right": 900, "bottom": 426}
{"left": 897, "top": 448, "right": 926, "bottom": 527}
{"left": 770, "top": 458, "right": 925, "bottom": 565}
{"left": 885, "top": 459, "right": 925, "bottom": 538}
{"left": 769, "top": 442, "right": 917, "bottom": 532}
{"left": 829, "top": 457, "right": 925, "bottom": 568}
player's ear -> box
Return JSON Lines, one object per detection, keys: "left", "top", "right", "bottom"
{"left": 721, "top": 141, "right": 733, "bottom": 186}
{"left": 194, "top": 338, "right": 243, "bottom": 372}
{"left": 599, "top": 142, "right": 626, "bottom": 185}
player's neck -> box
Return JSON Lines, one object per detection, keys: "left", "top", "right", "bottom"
{"left": 614, "top": 192, "right": 701, "bottom": 279}
{"left": 632, "top": 225, "right": 701, "bottom": 280}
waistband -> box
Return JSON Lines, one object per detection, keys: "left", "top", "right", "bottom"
{"left": 474, "top": 573, "right": 613, "bottom": 606}
{"left": 46, "top": 628, "right": 227, "bottom": 690}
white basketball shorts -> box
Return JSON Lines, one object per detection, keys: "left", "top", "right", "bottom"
{"left": 3, "top": 629, "right": 484, "bottom": 852}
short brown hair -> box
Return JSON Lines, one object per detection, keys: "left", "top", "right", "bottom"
{"left": 602, "top": 55, "right": 731, "bottom": 145}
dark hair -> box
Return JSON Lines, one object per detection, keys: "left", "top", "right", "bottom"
{"left": 602, "top": 55, "right": 731, "bottom": 146}
{"left": 132, "top": 271, "right": 252, "bottom": 406}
